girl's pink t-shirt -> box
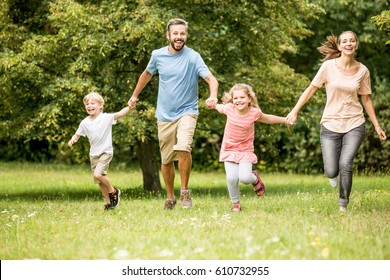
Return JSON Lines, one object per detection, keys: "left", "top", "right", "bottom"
{"left": 219, "top": 103, "right": 262, "bottom": 163}
{"left": 311, "top": 59, "right": 371, "bottom": 133}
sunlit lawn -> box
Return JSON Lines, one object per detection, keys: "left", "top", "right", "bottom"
{"left": 0, "top": 162, "right": 389, "bottom": 260}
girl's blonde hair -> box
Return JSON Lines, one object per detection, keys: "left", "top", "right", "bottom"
{"left": 222, "top": 83, "right": 260, "bottom": 109}
{"left": 83, "top": 92, "right": 104, "bottom": 110}
{"left": 317, "top": 31, "right": 358, "bottom": 62}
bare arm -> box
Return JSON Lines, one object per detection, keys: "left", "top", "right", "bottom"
{"left": 286, "top": 84, "right": 318, "bottom": 125}
{"left": 114, "top": 106, "right": 131, "bottom": 120}
{"left": 361, "top": 95, "right": 387, "bottom": 141}
{"left": 215, "top": 104, "right": 224, "bottom": 114}
{"left": 257, "top": 113, "right": 286, "bottom": 124}
{"left": 128, "top": 70, "right": 153, "bottom": 109}
{"left": 68, "top": 134, "right": 80, "bottom": 147}
{"left": 204, "top": 74, "right": 219, "bottom": 109}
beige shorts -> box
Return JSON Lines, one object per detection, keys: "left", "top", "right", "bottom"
{"left": 90, "top": 153, "right": 113, "bottom": 183}
{"left": 157, "top": 115, "right": 197, "bottom": 164}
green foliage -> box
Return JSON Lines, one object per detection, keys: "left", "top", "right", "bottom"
{"left": 0, "top": 0, "right": 323, "bottom": 170}
{"left": 1, "top": 0, "right": 388, "bottom": 174}
{"left": 371, "top": 10, "right": 390, "bottom": 44}
{"left": 357, "top": 77, "right": 390, "bottom": 173}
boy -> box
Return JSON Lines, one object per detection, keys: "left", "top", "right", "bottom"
{"left": 68, "top": 92, "right": 131, "bottom": 210}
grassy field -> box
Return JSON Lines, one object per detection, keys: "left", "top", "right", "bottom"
{"left": 0, "top": 162, "right": 389, "bottom": 260}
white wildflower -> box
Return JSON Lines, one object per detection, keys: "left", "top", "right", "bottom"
{"left": 113, "top": 249, "right": 130, "bottom": 259}
{"left": 271, "top": 236, "right": 280, "bottom": 243}
{"left": 193, "top": 248, "right": 204, "bottom": 253}
{"left": 27, "top": 212, "right": 36, "bottom": 218}
{"left": 158, "top": 249, "right": 174, "bottom": 257}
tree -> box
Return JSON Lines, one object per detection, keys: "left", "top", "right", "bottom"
{"left": 372, "top": 10, "right": 390, "bottom": 44}
{"left": 0, "top": 0, "right": 325, "bottom": 185}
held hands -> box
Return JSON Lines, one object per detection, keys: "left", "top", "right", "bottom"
{"left": 128, "top": 97, "right": 138, "bottom": 109}
{"left": 205, "top": 97, "right": 218, "bottom": 109}
{"left": 285, "top": 111, "right": 298, "bottom": 126}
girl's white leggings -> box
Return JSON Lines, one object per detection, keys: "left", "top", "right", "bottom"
{"left": 224, "top": 161, "right": 256, "bottom": 203}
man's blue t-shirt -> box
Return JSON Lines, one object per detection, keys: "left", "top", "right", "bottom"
{"left": 146, "top": 46, "right": 211, "bottom": 122}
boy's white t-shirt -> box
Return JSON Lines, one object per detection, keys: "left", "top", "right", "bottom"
{"left": 76, "top": 113, "right": 117, "bottom": 156}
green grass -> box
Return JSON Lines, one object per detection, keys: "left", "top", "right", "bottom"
{"left": 0, "top": 162, "right": 389, "bottom": 260}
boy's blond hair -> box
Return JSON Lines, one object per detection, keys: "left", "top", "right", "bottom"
{"left": 222, "top": 83, "right": 260, "bottom": 109}
{"left": 83, "top": 92, "right": 104, "bottom": 111}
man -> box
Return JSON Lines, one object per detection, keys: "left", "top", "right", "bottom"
{"left": 128, "top": 18, "right": 218, "bottom": 210}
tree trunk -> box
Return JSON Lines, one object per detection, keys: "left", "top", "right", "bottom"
{"left": 137, "top": 138, "right": 162, "bottom": 194}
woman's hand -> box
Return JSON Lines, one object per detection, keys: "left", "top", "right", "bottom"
{"left": 376, "top": 126, "right": 387, "bottom": 141}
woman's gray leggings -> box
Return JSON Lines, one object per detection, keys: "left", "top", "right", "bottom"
{"left": 320, "top": 124, "right": 365, "bottom": 207}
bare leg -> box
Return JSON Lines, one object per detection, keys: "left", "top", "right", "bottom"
{"left": 95, "top": 173, "right": 114, "bottom": 204}
{"left": 178, "top": 151, "right": 191, "bottom": 190}
{"left": 161, "top": 161, "right": 175, "bottom": 199}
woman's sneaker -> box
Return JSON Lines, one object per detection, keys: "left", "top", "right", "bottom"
{"left": 329, "top": 177, "right": 338, "bottom": 188}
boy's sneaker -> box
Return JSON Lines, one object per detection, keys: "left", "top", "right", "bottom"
{"left": 109, "top": 187, "right": 121, "bottom": 208}
{"left": 180, "top": 190, "right": 192, "bottom": 208}
{"left": 164, "top": 198, "right": 177, "bottom": 210}
{"left": 329, "top": 177, "right": 338, "bottom": 188}
{"left": 104, "top": 204, "right": 114, "bottom": 211}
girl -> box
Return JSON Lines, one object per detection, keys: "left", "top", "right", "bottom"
{"left": 214, "top": 83, "right": 286, "bottom": 212}
{"left": 286, "top": 31, "right": 387, "bottom": 212}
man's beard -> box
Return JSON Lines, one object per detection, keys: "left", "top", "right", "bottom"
{"left": 170, "top": 40, "right": 185, "bottom": 51}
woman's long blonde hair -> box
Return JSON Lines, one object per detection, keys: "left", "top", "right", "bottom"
{"left": 222, "top": 83, "right": 260, "bottom": 109}
{"left": 317, "top": 31, "right": 358, "bottom": 62}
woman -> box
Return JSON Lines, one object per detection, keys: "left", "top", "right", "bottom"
{"left": 286, "top": 31, "right": 387, "bottom": 212}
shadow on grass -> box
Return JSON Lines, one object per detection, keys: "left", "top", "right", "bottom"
{"left": 0, "top": 182, "right": 313, "bottom": 202}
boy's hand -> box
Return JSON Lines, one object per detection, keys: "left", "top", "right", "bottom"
{"left": 68, "top": 135, "right": 79, "bottom": 147}
{"left": 68, "top": 139, "right": 75, "bottom": 147}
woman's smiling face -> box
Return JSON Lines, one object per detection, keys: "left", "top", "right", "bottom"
{"left": 338, "top": 32, "right": 358, "bottom": 56}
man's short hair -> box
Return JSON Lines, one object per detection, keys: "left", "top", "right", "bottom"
{"left": 166, "top": 18, "right": 188, "bottom": 32}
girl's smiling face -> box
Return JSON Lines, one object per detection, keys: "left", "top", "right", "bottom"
{"left": 232, "top": 89, "right": 252, "bottom": 113}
